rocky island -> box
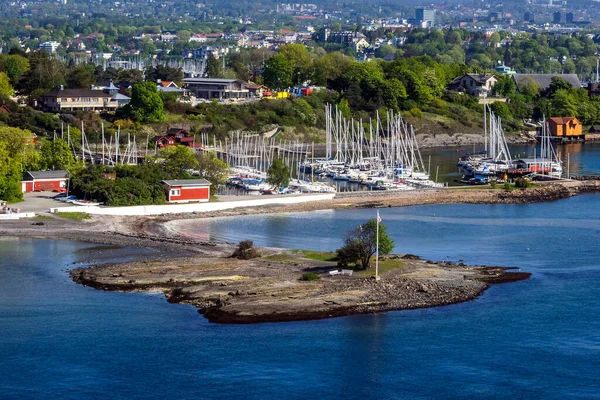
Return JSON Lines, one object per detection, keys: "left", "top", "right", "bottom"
{"left": 70, "top": 247, "right": 530, "bottom": 324}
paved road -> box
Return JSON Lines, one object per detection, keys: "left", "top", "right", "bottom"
{"left": 12, "top": 192, "right": 75, "bottom": 214}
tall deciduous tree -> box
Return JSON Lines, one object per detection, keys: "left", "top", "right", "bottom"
{"left": 66, "top": 64, "right": 97, "bottom": 89}
{"left": 205, "top": 54, "right": 223, "bottom": 78}
{"left": 0, "top": 54, "right": 30, "bottom": 84}
{"left": 262, "top": 54, "right": 293, "bottom": 90}
{"left": 155, "top": 145, "right": 199, "bottom": 179}
{"left": 336, "top": 219, "right": 394, "bottom": 269}
{"left": 0, "top": 72, "right": 14, "bottom": 98}
{"left": 196, "top": 151, "right": 229, "bottom": 195}
{"left": 267, "top": 158, "right": 290, "bottom": 188}
{"left": 0, "top": 127, "right": 39, "bottom": 202}
{"left": 39, "top": 138, "right": 75, "bottom": 171}
{"left": 123, "top": 82, "right": 165, "bottom": 123}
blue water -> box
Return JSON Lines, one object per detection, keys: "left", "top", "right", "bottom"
{"left": 421, "top": 142, "right": 600, "bottom": 185}
{"left": 2, "top": 194, "right": 600, "bottom": 398}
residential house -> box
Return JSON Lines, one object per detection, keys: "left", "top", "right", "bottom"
{"left": 151, "top": 128, "right": 196, "bottom": 149}
{"left": 447, "top": 73, "right": 498, "bottom": 97}
{"left": 548, "top": 117, "right": 582, "bottom": 137}
{"left": 38, "top": 87, "right": 118, "bottom": 112}
{"left": 245, "top": 83, "right": 271, "bottom": 97}
{"left": 496, "top": 64, "right": 516, "bottom": 75}
{"left": 156, "top": 81, "right": 185, "bottom": 95}
{"left": 183, "top": 78, "right": 249, "bottom": 100}
{"left": 38, "top": 41, "right": 60, "bottom": 53}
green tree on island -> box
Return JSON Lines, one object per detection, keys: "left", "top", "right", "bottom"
{"left": 337, "top": 219, "right": 394, "bottom": 270}
{"left": 267, "top": 158, "right": 290, "bottom": 188}
{"left": 123, "top": 82, "right": 165, "bottom": 123}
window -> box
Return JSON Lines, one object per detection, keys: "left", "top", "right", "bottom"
{"left": 170, "top": 189, "right": 180, "bottom": 197}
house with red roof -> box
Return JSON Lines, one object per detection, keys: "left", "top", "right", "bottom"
{"left": 151, "top": 128, "right": 197, "bottom": 149}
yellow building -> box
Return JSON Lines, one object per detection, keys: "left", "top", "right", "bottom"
{"left": 548, "top": 117, "right": 582, "bottom": 137}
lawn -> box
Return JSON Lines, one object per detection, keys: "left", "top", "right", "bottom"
{"left": 55, "top": 212, "right": 91, "bottom": 221}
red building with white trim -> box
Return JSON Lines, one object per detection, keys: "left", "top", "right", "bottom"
{"left": 21, "top": 170, "right": 68, "bottom": 193}
{"left": 162, "top": 179, "right": 211, "bottom": 203}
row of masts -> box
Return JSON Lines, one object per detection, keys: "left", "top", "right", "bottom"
{"left": 324, "top": 103, "right": 428, "bottom": 176}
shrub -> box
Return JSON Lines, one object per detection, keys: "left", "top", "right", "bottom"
{"left": 300, "top": 272, "right": 321, "bottom": 281}
{"left": 490, "top": 180, "right": 497, "bottom": 189}
{"left": 514, "top": 177, "right": 531, "bottom": 189}
{"left": 409, "top": 107, "right": 422, "bottom": 118}
{"left": 503, "top": 182, "right": 513, "bottom": 192}
{"left": 231, "top": 240, "right": 261, "bottom": 259}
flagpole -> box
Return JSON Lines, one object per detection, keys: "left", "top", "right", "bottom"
{"left": 376, "top": 210, "right": 380, "bottom": 279}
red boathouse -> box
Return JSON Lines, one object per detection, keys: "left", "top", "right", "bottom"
{"left": 21, "top": 170, "right": 68, "bottom": 193}
{"left": 162, "top": 179, "right": 211, "bottom": 203}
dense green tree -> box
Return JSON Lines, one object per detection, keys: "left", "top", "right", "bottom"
{"left": 546, "top": 76, "right": 574, "bottom": 98}
{"left": 39, "top": 138, "right": 75, "bottom": 170}
{"left": 66, "top": 64, "right": 97, "bottom": 89}
{"left": 490, "top": 101, "right": 512, "bottom": 121}
{"left": 196, "top": 151, "right": 229, "bottom": 195}
{"left": 336, "top": 219, "right": 394, "bottom": 270}
{"left": 19, "top": 54, "right": 65, "bottom": 97}
{"left": 123, "top": 82, "right": 165, "bottom": 123}
{"left": 0, "top": 127, "right": 39, "bottom": 202}
{"left": 267, "top": 158, "right": 290, "bottom": 188}
{"left": 145, "top": 65, "right": 184, "bottom": 83}
{"left": 263, "top": 54, "right": 293, "bottom": 90}
{"left": 0, "top": 54, "right": 30, "bottom": 84}
{"left": 155, "top": 145, "right": 199, "bottom": 179}
{"left": 551, "top": 89, "right": 577, "bottom": 116}
{"left": 0, "top": 72, "right": 14, "bottom": 98}
{"left": 0, "top": 141, "right": 24, "bottom": 202}
{"left": 205, "top": 53, "right": 223, "bottom": 78}
{"left": 277, "top": 43, "right": 313, "bottom": 85}
{"left": 493, "top": 75, "right": 516, "bottom": 97}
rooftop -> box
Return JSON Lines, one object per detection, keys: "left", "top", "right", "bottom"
{"left": 25, "top": 170, "right": 68, "bottom": 180}
{"left": 162, "top": 179, "right": 211, "bottom": 187}
{"left": 40, "top": 88, "right": 113, "bottom": 98}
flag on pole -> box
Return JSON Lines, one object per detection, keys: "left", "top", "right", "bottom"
{"left": 377, "top": 210, "right": 382, "bottom": 223}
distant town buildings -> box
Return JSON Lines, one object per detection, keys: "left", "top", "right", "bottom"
{"left": 38, "top": 41, "right": 60, "bottom": 53}
{"left": 415, "top": 8, "right": 435, "bottom": 27}
{"left": 553, "top": 11, "right": 561, "bottom": 24}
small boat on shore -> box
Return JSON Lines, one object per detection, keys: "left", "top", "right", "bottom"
{"left": 71, "top": 200, "right": 101, "bottom": 206}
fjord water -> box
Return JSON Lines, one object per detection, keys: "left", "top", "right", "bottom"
{"left": 422, "top": 142, "right": 600, "bottom": 185}
{"left": 2, "top": 195, "right": 600, "bottom": 399}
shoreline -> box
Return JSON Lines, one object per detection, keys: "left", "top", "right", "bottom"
{"left": 69, "top": 251, "right": 531, "bottom": 324}
{"left": 1, "top": 183, "right": 596, "bottom": 324}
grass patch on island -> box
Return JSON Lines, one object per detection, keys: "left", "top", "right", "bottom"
{"left": 55, "top": 212, "right": 91, "bottom": 221}
{"left": 359, "top": 258, "right": 407, "bottom": 277}
{"left": 263, "top": 253, "right": 299, "bottom": 263}
{"left": 34, "top": 215, "right": 54, "bottom": 220}
{"left": 264, "top": 250, "right": 338, "bottom": 263}
{"left": 292, "top": 250, "right": 338, "bottom": 262}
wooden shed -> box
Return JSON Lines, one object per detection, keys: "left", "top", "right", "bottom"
{"left": 548, "top": 117, "right": 582, "bottom": 137}
{"left": 21, "top": 170, "right": 68, "bottom": 193}
{"left": 162, "top": 179, "right": 211, "bottom": 203}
